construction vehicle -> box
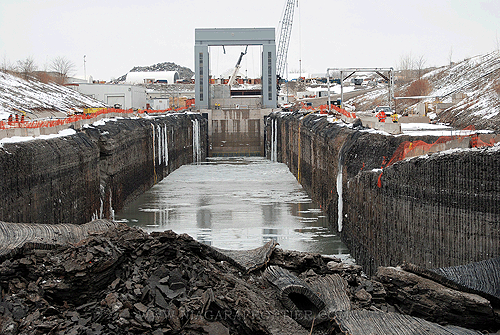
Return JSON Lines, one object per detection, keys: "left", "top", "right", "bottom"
{"left": 353, "top": 78, "right": 363, "bottom": 86}
{"left": 227, "top": 46, "right": 248, "bottom": 88}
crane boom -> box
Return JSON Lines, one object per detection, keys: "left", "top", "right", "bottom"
{"left": 276, "top": 0, "right": 297, "bottom": 78}
{"left": 228, "top": 46, "right": 248, "bottom": 87}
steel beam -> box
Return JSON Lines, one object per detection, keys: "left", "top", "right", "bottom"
{"left": 326, "top": 67, "right": 394, "bottom": 112}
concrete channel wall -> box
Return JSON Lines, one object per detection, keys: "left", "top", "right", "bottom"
{"left": 204, "top": 108, "right": 273, "bottom": 157}
{"left": 266, "top": 112, "right": 500, "bottom": 275}
{"left": 0, "top": 113, "right": 207, "bottom": 225}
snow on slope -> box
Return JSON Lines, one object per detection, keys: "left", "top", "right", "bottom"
{"left": 346, "top": 51, "right": 500, "bottom": 131}
{"left": 0, "top": 71, "right": 106, "bottom": 120}
{"left": 427, "top": 51, "right": 500, "bottom": 130}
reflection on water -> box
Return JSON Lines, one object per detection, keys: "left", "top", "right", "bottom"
{"left": 115, "top": 157, "right": 350, "bottom": 257}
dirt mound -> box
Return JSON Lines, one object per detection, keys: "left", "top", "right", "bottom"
{"left": 0, "top": 225, "right": 496, "bottom": 334}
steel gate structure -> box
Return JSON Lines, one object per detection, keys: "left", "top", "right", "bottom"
{"left": 194, "top": 28, "right": 277, "bottom": 109}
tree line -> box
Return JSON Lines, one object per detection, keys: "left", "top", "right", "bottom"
{"left": 397, "top": 53, "right": 428, "bottom": 83}
{"left": 0, "top": 56, "right": 76, "bottom": 85}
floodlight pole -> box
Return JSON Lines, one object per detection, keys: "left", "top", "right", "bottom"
{"left": 340, "top": 71, "right": 344, "bottom": 109}
{"left": 327, "top": 69, "right": 331, "bottom": 112}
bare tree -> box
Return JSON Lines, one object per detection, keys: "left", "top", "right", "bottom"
{"left": 398, "top": 53, "right": 414, "bottom": 83}
{"left": 1, "top": 54, "right": 14, "bottom": 73}
{"left": 398, "top": 53, "right": 429, "bottom": 82}
{"left": 415, "top": 55, "right": 427, "bottom": 79}
{"left": 16, "top": 57, "right": 38, "bottom": 80}
{"left": 50, "top": 56, "right": 76, "bottom": 84}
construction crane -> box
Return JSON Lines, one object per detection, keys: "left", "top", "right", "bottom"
{"left": 276, "top": 0, "right": 298, "bottom": 79}
{"left": 227, "top": 46, "right": 248, "bottom": 87}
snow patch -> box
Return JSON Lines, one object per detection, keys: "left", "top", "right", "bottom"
{"left": 336, "top": 164, "right": 343, "bottom": 232}
{"left": 0, "top": 128, "right": 76, "bottom": 146}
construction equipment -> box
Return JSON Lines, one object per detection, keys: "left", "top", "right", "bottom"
{"left": 276, "top": 0, "right": 298, "bottom": 79}
{"left": 227, "top": 46, "right": 248, "bottom": 87}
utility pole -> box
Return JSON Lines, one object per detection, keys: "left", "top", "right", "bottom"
{"left": 327, "top": 69, "right": 331, "bottom": 112}
{"left": 83, "top": 55, "right": 87, "bottom": 83}
{"left": 299, "top": 59, "right": 302, "bottom": 82}
{"left": 286, "top": 62, "right": 289, "bottom": 103}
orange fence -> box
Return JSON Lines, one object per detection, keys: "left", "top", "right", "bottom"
{"left": 299, "top": 103, "right": 357, "bottom": 119}
{"left": 0, "top": 107, "right": 190, "bottom": 130}
{"left": 377, "top": 125, "right": 496, "bottom": 187}
{"left": 330, "top": 105, "right": 356, "bottom": 119}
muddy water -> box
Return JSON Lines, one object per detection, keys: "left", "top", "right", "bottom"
{"left": 115, "top": 157, "right": 350, "bottom": 258}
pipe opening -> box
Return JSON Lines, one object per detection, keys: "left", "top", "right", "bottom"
{"left": 287, "top": 292, "right": 321, "bottom": 315}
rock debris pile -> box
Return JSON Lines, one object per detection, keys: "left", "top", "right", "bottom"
{"left": 0, "top": 223, "right": 497, "bottom": 334}
{"left": 115, "top": 62, "right": 194, "bottom": 82}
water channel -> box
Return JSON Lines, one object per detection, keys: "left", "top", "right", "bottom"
{"left": 115, "top": 157, "right": 350, "bottom": 259}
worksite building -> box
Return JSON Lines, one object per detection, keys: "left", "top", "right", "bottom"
{"left": 71, "top": 83, "right": 147, "bottom": 109}
{"left": 297, "top": 88, "right": 333, "bottom": 99}
{"left": 125, "top": 71, "right": 180, "bottom": 84}
{"left": 146, "top": 90, "right": 170, "bottom": 110}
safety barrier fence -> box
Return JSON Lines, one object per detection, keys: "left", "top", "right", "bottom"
{"left": 299, "top": 103, "right": 356, "bottom": 119}
{"left": 330, "top": 105, "right": 356, "bottom": 119}
{"left": 377, "top": 125, "right": 496, "bottom": 187}
{"left": 0, "top": 107, "right": 189, "bottom": 130}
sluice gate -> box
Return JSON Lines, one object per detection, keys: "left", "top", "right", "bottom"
{"left": 206, "top": 108, "right": 272, "bottom": 157}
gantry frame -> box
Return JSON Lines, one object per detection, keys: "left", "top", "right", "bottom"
{"left": 195, "top": 28, "right": 277, "bottom": 109}
{"left": 326, "top": 68, "right": 394, "bottom": 111}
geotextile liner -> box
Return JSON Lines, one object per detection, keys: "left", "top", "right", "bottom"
{"left": 0, "top": 219, "right": 122, "bottom": 261}
{"left": 334, "top": 310, "right": 482, "bottom": 335}
{"left": 210, "top": 239, "right": 278, "bottom": 273}
{"left": 403, "top": 257, "right": 500, "bottom": 304}
{"left": 263, "top": 265, "right": 326, "bottom": 327}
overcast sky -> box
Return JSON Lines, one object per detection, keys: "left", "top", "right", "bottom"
{"left": 0, "top": 0, "right": 498, "bottom": 81}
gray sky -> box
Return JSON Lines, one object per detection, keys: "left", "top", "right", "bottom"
{"left": 0, "top": 0, "right": 498, "bottom": 81}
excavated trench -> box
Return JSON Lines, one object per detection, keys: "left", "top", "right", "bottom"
{"left": 1, "top": 111, "right": 500, "bottom": 334}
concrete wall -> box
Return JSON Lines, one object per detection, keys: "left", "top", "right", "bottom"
{"left": 266, "top": 112, "right": 500, "bottom": 274}
{"left": 208, "top": 108, "right": 272, "bottom": 156}
{"left": 358, "top": 116, "right": 402, "bottom": 134}
{"left": 399, "top": 115, "right": 431, "bottom": 123}
{"left": 210, "top": 85, "right": 262, "bottom": 109}
{"left": 0, "top": 113, "right": 207, "bottom": 224}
